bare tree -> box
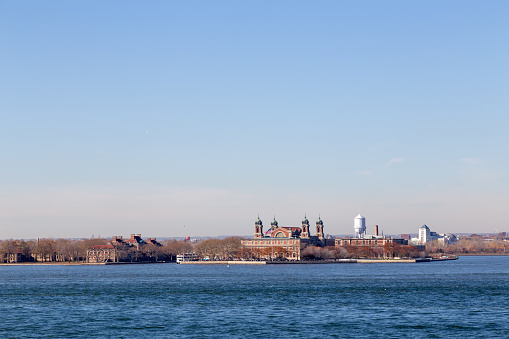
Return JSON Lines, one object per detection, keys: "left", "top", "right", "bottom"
{"left": 0, "top": 241, "right": 19, "bottom": 262}
{"left": 55, "top": 239, "right": 81, "bottom": 262}
{"left": 35, "top": 239, "right": 57, "bottom": 262}
{"left": 220, "top": 237, "right": 241, "bottom": 260}
{"left": 194, "top": 239, "right": 222, "bottom": 260}
{"left": 161, "top": 240, "right": 193, "bottom": 261}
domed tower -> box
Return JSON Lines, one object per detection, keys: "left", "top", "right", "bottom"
{"left": 354, "top": 214, "right": 366, "bottom": 238}
{"left": 301, "top": 215, "right": 310, "bottom": 238}
{"left": 316, "top": 215, "right": 324, "bottom": 240}
{"left": 271, "top": 216, "right": 278, "bottom": 231}
{"left": 254, "top": 216, "right": 263, "bottom": 238}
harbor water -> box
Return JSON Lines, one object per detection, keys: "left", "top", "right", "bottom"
{"left": 1, "top": 256, "right": 508, "bottom": 338}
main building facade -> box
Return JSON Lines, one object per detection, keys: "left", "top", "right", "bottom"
{"left": 241, "top": 216, "right": 333, "bottom": 260}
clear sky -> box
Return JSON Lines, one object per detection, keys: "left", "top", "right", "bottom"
{"left": 1, "top": 1, "right": 508, "bottom": 239}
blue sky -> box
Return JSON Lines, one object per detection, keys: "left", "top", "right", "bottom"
{"left": 1, "top": 1, "right": 508, "bottom": 239}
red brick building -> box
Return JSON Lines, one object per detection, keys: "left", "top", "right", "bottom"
{"left": 87, "top": 234, "right": 162, "bottom": 262}
{"left": 241, "top": 216, "right": 333, "bottom": 260}
{"left": 335, "top": 237, "right": 409, "bottom": 258}
{"left": 87, "top": 244, "right": 117, "bottom": 263}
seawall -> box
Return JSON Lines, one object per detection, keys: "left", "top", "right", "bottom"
{"left": 179, "top": 261, "right": 266, "bottom": 265}
{"left": 178, "top": 258, "right": 455, "bottom": 264}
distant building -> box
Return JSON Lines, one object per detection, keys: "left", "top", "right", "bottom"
{"left": 335, "top": 215, "right": 418, "bottom": 258}
{"left": 242, "top": 214, "right": 424, "bottom": 260}
{"left": 112, "top": 234, "right": 161, "bottom": 248}
{"left": 411, "top": 225, "right": 458, "bottom": 245}
{"left": 87, "top": 244, "right": 117, "bottom": 263}
{"left": 400, "top": 234, "right": 412, "bottom": 241}
{"left": 87, "top": 234, "right": 162, "bottom": 262}
{"left": 1, "top": 252, "right": 22, "bottom": 263}
{"left": 418, "top": 225, "right": 432, "bottom": 244}
{"left": 125, "top": 234, "right": 144, "bottom": 249}
{"left": 335, "top": 236, "right": 409, "bottom": 257}
{"left": 411, "top": 225, "right": 459, "bottom": 245}
{"left": 241, "top": 216, "right": 333, "bottom": 261}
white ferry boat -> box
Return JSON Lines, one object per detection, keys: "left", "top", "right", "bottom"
{"left": 176, "top": 253, "right": 198, "bottom": 264}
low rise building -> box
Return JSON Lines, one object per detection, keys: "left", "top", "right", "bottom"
{"left": 334, "top": 216, "right": 420, "bottom": 258}
{"left": 87, "top": 234, "right": 162, "bottom": 262}
{"left": 1, "top": 252, "right": 22, "bottom": 263}
{"left": 87, "top": 244, "right": 117, "bottom": 263}
{"left": 335, "top": 236, "right": 411, "bottom": 258}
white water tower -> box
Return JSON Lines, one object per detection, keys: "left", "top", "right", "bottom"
{"left": 354, "top": 214, "right": 366, "bottom": 238}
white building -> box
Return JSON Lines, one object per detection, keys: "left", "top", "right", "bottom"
{"left": 418, "top": 225, "right": 431, "bottom": 244}
{"left": 411, "top": 225, "right": 458, "bottom": 245}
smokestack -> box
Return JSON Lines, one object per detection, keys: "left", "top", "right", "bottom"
{"left": 375, "top": 225, "right": 379, "bottom": 237}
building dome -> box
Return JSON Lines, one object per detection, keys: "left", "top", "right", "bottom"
{"left": 302, "top": 215, "right": 309, "bottom": 224}
{"left": 271, "top": 217, "right": 278, "bottom": 227}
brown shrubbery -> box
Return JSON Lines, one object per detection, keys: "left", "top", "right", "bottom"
{"left": 427, "top": 236, "right": 508, "bottom": 255}
{"left": 331, "top": 243, "right": 422, "bottom": 259}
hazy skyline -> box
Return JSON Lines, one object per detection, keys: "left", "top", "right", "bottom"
{"left": 2, "top": 1, "right": 508, "bottom": 239}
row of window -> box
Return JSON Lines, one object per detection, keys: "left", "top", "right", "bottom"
{"left": 273, "top": 252, "right": 298, "bottom": 258}
{"left": 244, "top": 240, "right": 296, "bottom": 245}
{"left": 337, "top": 240, "right": 384, "bottom": 245}
{"left": 255, "top": 252, "right": 298, "bottom": 258}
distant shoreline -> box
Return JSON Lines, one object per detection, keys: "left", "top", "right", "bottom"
{"left": 0, "top": 261, "right": 171, "bottom": 266}
{"left": 456, "top": 253, "right": 509, "bottom": 256}
{"left": 2, "top": 254, "right": 507, "bottom": 266}
{"left": 0, "top": 262, "right": 106, "bottom": 266}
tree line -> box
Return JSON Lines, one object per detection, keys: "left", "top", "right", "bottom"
{"left": 426, "top": 235, "right": 508, "bottom": 255}
{"left": 0, "top": 238, "right": 108, "bottom": 263}
{"left": 301, "top": 243, "right": 423, "bottom": 260}
{"left": 0, "top": 237, "right": 240, "bottom": 263}
{"left": 4, "top": 234, "right": 503, "bottom": 263}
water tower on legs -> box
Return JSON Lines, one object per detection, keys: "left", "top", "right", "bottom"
{"left": 354, "top": 214, "right": 366, "bottom": 238}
